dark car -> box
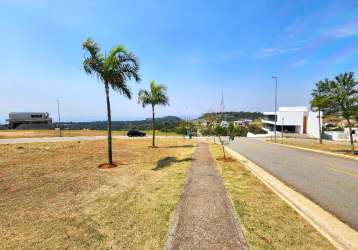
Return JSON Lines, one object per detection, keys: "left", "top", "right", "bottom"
{"left": 127, "top": 129, "right": 146, "bottom": 137}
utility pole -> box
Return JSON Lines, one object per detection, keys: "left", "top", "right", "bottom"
{"left": 220, "top": 90, "right": 225, "bottom": 122}
{"left": 56, "top": 100, "right": 62, "bottom": 137}
{"left": 272, "top": 76, "right": 278, "bottom": 143}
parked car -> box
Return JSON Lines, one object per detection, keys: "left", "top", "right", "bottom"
{"left": 127, "top": 129, "right": 146, "bottom": 137}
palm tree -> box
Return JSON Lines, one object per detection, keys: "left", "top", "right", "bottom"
{"left": 138, "top": 81, "right": 169, "bottom": 147}
{"left": 82, "top": 38, "right": 140, "bottom": 165}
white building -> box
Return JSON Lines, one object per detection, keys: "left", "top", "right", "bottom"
{"left": 262, "top": 107, "right": 322, "bottom": 138}
{"left": 220, "top": 121, "right": 229, "bottom": 128}
{"left": 234, "top": 119, "right": 251, "bottom": 126}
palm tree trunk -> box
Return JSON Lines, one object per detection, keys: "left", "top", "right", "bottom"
{"left": 346, "top": 119, "right": 355, "bottom": 154}
{"left": 152, "top": 105, "right": 155, "bottom": 147}
{"left": 318, "top": 107, "right": 322, "bottom": 144}
{"left": 104, "top": 82, "right": 113, "bottom": 164}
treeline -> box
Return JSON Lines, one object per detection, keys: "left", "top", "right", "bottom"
{"left": 200, "top": 122, "right": 266, "bottom": 137}
{"left": 199, "top": 111, "right": 264, "bottom": 121}
{"left": 57, "top": 116, "right": 181, "bottom": 131}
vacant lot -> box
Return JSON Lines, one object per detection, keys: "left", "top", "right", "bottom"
{"left": 271, "top": 137, "right": 357, "bottom": 158}
{"left": 210, "top": 144, "right": 334, "bottom": 250}
{"left": 0, "top": 138, "right": 194, "bottom": 249}
{"left": 0, "top": 129, "right": 179, "bottom": 139}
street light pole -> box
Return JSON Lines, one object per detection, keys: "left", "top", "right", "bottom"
{"left": 272, "top": 76, "right": 278, "bottom": 143}
{"left": 56, "top": 100, "right": 62, "bottom": 137}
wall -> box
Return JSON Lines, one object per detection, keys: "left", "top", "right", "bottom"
{"left": 277, "top": 111, "right": 305, "bottom": 133}
{"left": 323, "top": 131, "right": 348, "bottom": 141}
{"left": 307, "top": 111, "right": 322, "bottom": 138}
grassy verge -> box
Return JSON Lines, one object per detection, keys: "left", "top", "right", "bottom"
{"left": 0, "top": 138, "right": 194, "bottom": 249}
{"left": 0, "top": 129, "right": 180, "bottom": 139}
{"left": 268, "top": 137, "right": 357, "bottom": 158}
{"left": 210, "top": 144, "right": 335, "bottom": 250}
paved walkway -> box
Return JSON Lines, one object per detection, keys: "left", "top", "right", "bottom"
{"left": 165, "top": 143, "right": 248, "bottom": 250}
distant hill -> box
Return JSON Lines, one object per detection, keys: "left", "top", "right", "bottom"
{"left": 198, "top": 111, "right": 264, "bottom": 122}
{"left": 57, "top": 116, "right": 182, "bottom": 131}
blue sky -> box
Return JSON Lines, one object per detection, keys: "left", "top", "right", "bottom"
{"left": 1, "top": 0, "right": 358, "bottom": 122}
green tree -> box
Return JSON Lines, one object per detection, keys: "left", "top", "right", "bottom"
{"left": 310, "top": 79, "right": 329, "bottom": 144}
{"left": 228, "top": 122, "right": 236, "bottom": 141}
{"left": 214, "top": 125, "right": 227, "bottom": 159}
{"left": 138, "top": 80, "right": 169, "bottom": 147}
{"left": 320, "top": 72, "right": 358, "bottom": 154}
{"left": 82, "top": 38, "right": 140, "bottom": 165}
{"left": 237, "top": 126, "right": 249, "bottom": 137}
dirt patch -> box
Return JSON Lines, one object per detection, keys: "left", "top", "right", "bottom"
{"left": 97, "top": 163, "right": 118, "bottom": 169}
{"left": 216, "top": 156, "right": 236, "bottom": 162}
{"left": 97, "top": 161, "right": 129, "bottom": 169}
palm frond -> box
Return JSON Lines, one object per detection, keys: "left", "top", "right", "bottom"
{"left": 82, "top": 38, "right": 104, "bottom": 77}
{"left": 82, "top": 38, "right": 140, "bottom": 99}
{"left": 138, "top": 81, "right": 169, "bottom": 108}
{"left": 138, "top": 89, "right": 151, "bottom": 107}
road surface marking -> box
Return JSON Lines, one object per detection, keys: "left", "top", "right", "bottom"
{"left": 327, "top": 165, "right": 358, "bottom": 179}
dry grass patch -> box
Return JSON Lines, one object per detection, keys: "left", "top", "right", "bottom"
{"left": 210, "top": 144, "right": 335, "bottom": 250}
{"left": 0, "top": 138, "right": 195, "bottom": 249}
{"left": 0, "top": 129, "right": 108, "bottom": 138}
{"left": 271, "top": 137, "right": 357, "bottom": 158}
{"left": 0, "top": 130, "right": 179, "bottom": 139}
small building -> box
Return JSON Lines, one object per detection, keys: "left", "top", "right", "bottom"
{"left": 234, "top": 119, "right": 252, "bottom": 126}
{"left": 262, "top": 107, "right": 321, "bottom": 138}
{"left": 196, "top": 119, "right": 209, "bottom": 127}
{"left": 220, "top": 120, "right": 229, "bottom": 128}
{"left": 7, "top": 112, "right": 52, "bottom": 129}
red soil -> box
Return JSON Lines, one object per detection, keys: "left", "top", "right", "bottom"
{"left": 216, "top": 156, "right": 236, "bottom": 162}
{"left": 97, "top": 161, "right": 129, "bottom": 169}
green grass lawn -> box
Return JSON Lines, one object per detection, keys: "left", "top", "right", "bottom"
{"left": 0, "top": 138, "right": 194, "bottom": 249}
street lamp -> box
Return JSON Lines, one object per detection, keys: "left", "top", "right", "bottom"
{"left": 272, "top": 76, "right": 278, "bottom": 143}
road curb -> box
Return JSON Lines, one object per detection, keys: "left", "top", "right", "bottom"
{"left": 225, "top": 145, "right": 358, "bottom": 250}
{"left": 265, "top": 141, "right": 358, "bottom": 161}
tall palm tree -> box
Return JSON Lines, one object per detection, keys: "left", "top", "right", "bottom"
{"left": 82, "top": 38, "right": 140, "bottom": 165}
{"left": 138, "top": 81, "right": 169, "bottom": 147}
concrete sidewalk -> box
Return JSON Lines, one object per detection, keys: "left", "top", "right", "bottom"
{"left": 165, "top": 143, "right": 248, "bottom": 250}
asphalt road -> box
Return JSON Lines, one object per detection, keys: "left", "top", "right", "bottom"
{"left": 228, "top": 138, "right": 358, "bottom": 231}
